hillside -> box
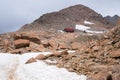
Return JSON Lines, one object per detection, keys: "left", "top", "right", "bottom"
{"left": 19, "top": 4, "right": 111, "bottom": 32}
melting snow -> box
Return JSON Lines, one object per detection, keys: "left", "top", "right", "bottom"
{"left": 84, "top": 21, "right": 94, "bottom": 25}
{"left": 76, "top": 24, "right": 90, "bottom": 31}
{"left": 75, "top": 24, "right": 103, "bottom": 34}
{"left": 0, "top": 52, "right": 87, "bottom": 80}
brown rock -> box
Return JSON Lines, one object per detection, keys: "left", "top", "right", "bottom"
{"left": 4, "top": 39, "right": 9, "bottom": 46}
{"left": 35, "top": 54, "right": 47, "bottom": 60}
{"left": 39, "top": 44, "right": 46, "bottom": 52}
{"left": 14, "top": 33, "right": 21, "bottom": 40}
{"left": 103, "top": 35, "right": 109, "bottom": 39}
{"left": 25, "top": 58, "right": 37, "bottom": 64}
{"left": 29, "top": 42, "right": 40, "bottom": 51}
{"left": 92, "top": 46, "right": 101, "bottom": 52}
{"left": 59, "top": 42, "right": 68, "bottom": 49}
{"left": 53, "top": 51, "right": 62, "bottom": 57}
{"left": 9, "top": 47, "right": 30, "bottom": 54}
{"left": 49, "top": 39, "right": 58, "bottom": 50}
{"left": 61, "top": 50, "right": 69, "bottom": 55}
{"left": 14, "top": 39, "right": 30, "bottom": 49}
{"left": 41, "top": 39, "right": 49, "bottom": 47}
{"left": 21, "top": 33, "right": 40, "bottom": 44}
{"left": 114, "top": 41, "right": 120, "bottom": 48}
{"left": 88, "top": 71, "right": 112, "bottom": 80}
{"left": 110, "top": 49, "right": 120, "bottom": 58}
{"left": 9, "top": 48, "right": 22, "bottom": 54}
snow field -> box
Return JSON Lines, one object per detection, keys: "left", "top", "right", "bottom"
{"left": 0, "top": 52, "right": 87, "bottom": 80}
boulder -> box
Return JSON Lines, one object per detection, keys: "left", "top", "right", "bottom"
{"left": 14, "top": 32, "right": 41, "bottom": 44}
{"left": 25, "top": 58, "right": 37, "bottom": 64}
{"left": 4, "top": 39, "right": 9, "bottom": 46}
{"left": 29, "top": 42, "right": 40, "bottom": 51}
{"left": 9, "top": 48, "right": 22, "bottom": 54}
{"left": 61, "top": 50, "right": 69, "bottom": 55}
{"left": 39, "top": 44, "right": 46, "bottom": 52}
{"left": 13, "top": 33, "right": 21, "bottom": 40}
{"left": 110, "top": 49, "right": 120, "bottom": 58}
{"left": 14, "top": 39, "right": 30, "bottom": 49}
{"left": 35, "top": 54, "right": 47, "bottom": 60}
{"left": 49, "top": 39, "right": 58, "bottom": 50}
{"left": 92, "top": 46, "right": 101, "bottom": 52}
{"left": 41, "top": 39, "right": 49, "bottom": 47}
{"left": 53, "top": 51, "right": 63, "bottom": 57}
{"left": 21, "top": 33, "right": 40, "bottom": 44}
{"left": 9, "top": 47, "right": 30, "bottom": 54}
{"left": 88, "top": 71, "right": 112, "bottom": 80}
{"left": 114, "top": 41, "right": 120, "bottom": 48}
{"left": 59, "top": 42, "right": 68, "bottom": 49}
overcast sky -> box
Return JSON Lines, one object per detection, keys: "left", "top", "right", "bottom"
{"left": 0, "top": 0, "right": 120, "bottom": 34}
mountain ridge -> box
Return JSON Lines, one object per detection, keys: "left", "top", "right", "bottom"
{"left": 19, "top": 4, "right": 112, "bottom": 32}
{"left": 104, "top": 15, "right": 119, "bottom": 26}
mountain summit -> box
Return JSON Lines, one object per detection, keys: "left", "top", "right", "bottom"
{"left": 105, "top": 15, "right": 119, "bottom": 26}
{"left": 19, "top": 4, "right": 111, "bottom": 32}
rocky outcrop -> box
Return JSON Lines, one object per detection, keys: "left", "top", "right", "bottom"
{"left": 14, "top": 39, "right": 30, "bottom": 49}
{"left": 53, "top": 22, "right": 120, "bottom": 79}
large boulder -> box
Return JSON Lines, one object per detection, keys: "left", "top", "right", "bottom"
{"left": 21, "top": 33, "right": 40, "bottom": 44}
{"left": 14, "top": 32, "right": 41, "bottom": 44}
{"left": 14, "top": 39, "right": 30, "bottom": 49}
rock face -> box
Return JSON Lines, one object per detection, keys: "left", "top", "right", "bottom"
{"left": 19, "top": 4, "right": 111, "bottom": 32}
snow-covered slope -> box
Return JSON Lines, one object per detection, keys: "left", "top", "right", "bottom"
{"left": 0, "top": 52, "right": 87, "bottom": 80}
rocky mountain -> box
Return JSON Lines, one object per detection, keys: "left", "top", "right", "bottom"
{"left": 105, "top": 15, "right": 119, "bottom": 26}
{"left": 19, "top": 4, "right": 111, "bottom": 32}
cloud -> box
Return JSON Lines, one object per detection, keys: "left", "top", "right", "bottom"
{"left": 0, "top": 0, "right": 120, "bottom": 33}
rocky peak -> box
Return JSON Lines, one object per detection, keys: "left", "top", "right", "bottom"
{"left": 19, "top": 4, "right": 111, "bottom": 32}
{"left": 104, "top": 15, "right": 119, "bottom": 26}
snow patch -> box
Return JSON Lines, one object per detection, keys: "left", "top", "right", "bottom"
{"left": 76, "top": 24, "right": 90, "bottom": 31}
{"left": 84, "top": 21, "right": 94, "bottom": 25}
{"left": 0, "top": 53, "right": 87, "bottom": 80}
{"left": 75, "top": 24, "right": 103, "bottom": 34}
